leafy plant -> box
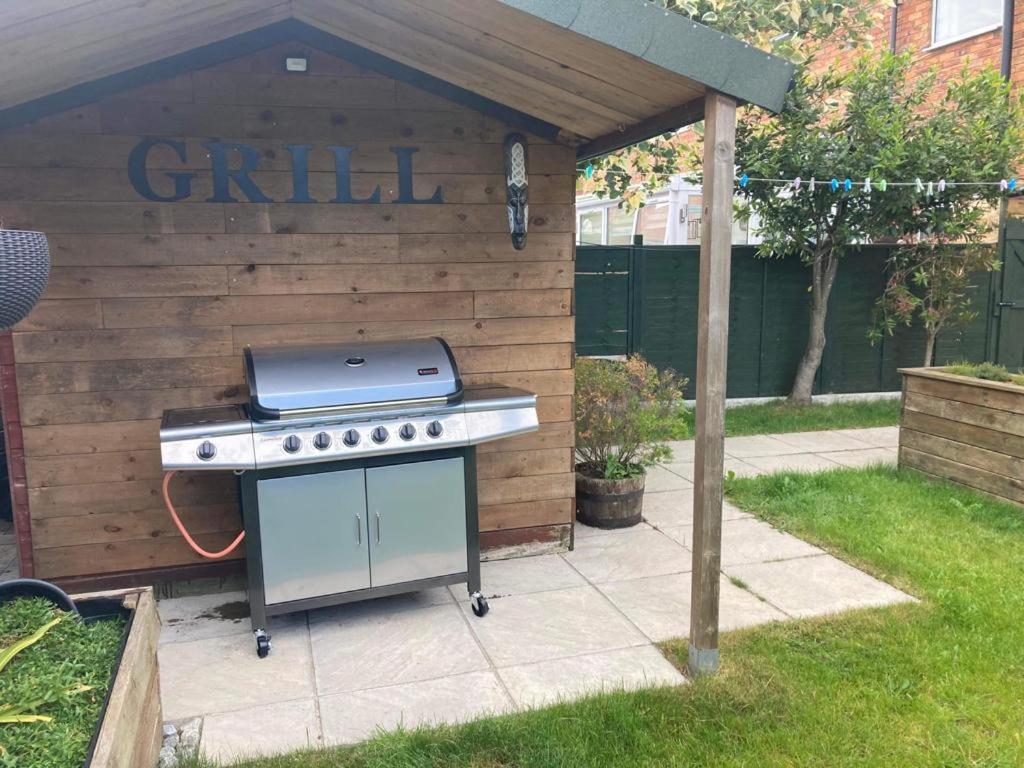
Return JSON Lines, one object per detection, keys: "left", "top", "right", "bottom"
{"left": 579, "top": 0, "right": 880, "bottom": 206}
{"left": 944, "top": 361, "right": 1024, "bottom": 386}
{"left": 0, "top": 598, "right": 124, "bottom": 768}
{"left": 870, "top": 66, "right": 1024, "bottom": 365}
{"left": 575, "top": 356, "right": 688, "bottom": 479}
{"left": 0, "top": 614, "right": 63, "bottom": 726}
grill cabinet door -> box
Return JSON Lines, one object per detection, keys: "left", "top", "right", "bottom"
{"left": 365, "top": 458, "right": 467, "bottom": 587}
{"left": 257, "top": 469, "right": 370, "bottom": 604}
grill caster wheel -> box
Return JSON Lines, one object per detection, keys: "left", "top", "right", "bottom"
{"left": 255, "top": 630, "right": 272, "bottom": 659}
{"left": 470, "top": 593, "right": 489, "bottom": 618}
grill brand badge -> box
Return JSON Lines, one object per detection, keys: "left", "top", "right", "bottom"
{"left": 127, "top": 139, "right": 444, "bottom": 204}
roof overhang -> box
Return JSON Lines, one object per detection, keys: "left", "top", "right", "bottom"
{"left": 0, "top": 0, "right": 794, "bottom": 158}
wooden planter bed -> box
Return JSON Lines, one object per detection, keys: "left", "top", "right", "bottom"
{"left": 75, "top": 586, "right": 163, "bottom": 768}
{"left": 899, "top": 367, "right": 1024, "bottom": 508}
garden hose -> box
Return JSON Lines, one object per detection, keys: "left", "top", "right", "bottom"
{"left": 162, "top": 471, "right": 245, "bottom": 559}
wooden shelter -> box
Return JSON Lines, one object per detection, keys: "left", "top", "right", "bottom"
{"left": 0, "top": 0, "right": 792, "bottom": 675}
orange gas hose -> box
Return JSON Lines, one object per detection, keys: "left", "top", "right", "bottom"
{"left": 162, "top": 470, "right": 245, "bottom": 559}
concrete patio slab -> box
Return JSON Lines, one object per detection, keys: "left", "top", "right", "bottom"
{"left": 310, "top": 602, "right": 487, "bottom": 695}
{"left": 200, "top": 698, "right": 321, "bottom": 764}
{"left": 497, "top": 644, "right": 685, "bottom": 708}
{"left": 319, "top": 670, "right": 513, "bottom": 746}
{"left": 661, "top": 518, "right": 824, "bottom": 567}
{"left": 155, "top": 425, "right": 913, "bottom": 759}
{"left": 723, "top": 434, "right": 808, "bottom": 458}
{"left": 659, "top": 456, "right": 761, "bottom": 482}
{"left": 643, "top": 465, "right": 693, "bottom": 492}
{"left": 562, "top": 527, "right": 691, "bottom": 583}
{"left": 743, "top": 453, "right": 843, "bottom": 474}
{"left": 818, "top": 447, "right": 898, "bottom": 468}
{"left": 770, "top": 430, "right": 874, "bottom": 453}
{"left": 640, "top": 490, "right": 751, "bottom": 529}
{"left": 597, "top": 572, "right": 787, "bottom": 642}
{"left": 573, "top": 520, "right": 656, "bottom": 541}
{"left": 159, "top": 623, "right": 315, "bottom": 720}
{"left": 725, "top": 554, "right": 914, "bottom": 618}
{"left": 458, "top": 586, "right": 647, "bottom": 667}
{"left": 453, "top": 553, "right": 587, "bottom": 601}
{"left": 834, "top": 426, "right": 899, "bottom": 448}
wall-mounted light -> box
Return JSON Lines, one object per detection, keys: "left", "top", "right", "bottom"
{"left": 284, "top": 56, "right": 309, "bottom": 73}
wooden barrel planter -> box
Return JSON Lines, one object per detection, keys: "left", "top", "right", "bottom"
{"left": 76, "top": 586, "right": 163, "bottom": 768}
{"left": 899, "top": 367, "right": 1024, "bottom": 508}
{"left": 576, "top": 467, "right": 646, "bottom": 528}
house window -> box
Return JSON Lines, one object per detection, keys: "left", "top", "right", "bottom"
{"left": 932, "top": 0, "right": 1001, "bottom": 46}
{"left": 607, "top": 206, "right": 636, "bottom": 245}
{"left": 578, "top": 210, "right": 603, "bottom": 244}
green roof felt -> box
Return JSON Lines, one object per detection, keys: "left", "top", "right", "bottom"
{"left": 500, "top": 0, "right": 794, "bottom": 113}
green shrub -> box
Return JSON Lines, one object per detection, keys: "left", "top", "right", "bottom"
{"left": 944, "top": 361, "right": 1024, "bottom": 386}
{"left": 0, "top": 599, "right": 125, "bottom": 767}
{"left": 575, "top": 356, "right": 689, "bottom": 479}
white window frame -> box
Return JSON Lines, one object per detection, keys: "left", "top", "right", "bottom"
{"left": 929, "top": 0, "right": 1002, "bottom": 49}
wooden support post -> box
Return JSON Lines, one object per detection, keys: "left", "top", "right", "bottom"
{"left": 688, "top": 90, "right": 737, "bottom": 677}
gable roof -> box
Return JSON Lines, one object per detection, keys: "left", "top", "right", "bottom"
{"left": 0, "top": 0, "right": 793, "bottom": 158}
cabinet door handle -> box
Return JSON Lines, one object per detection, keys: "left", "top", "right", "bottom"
{"left": 355, "top": 514, "right": 362, "bottom": 545}
{"left": 375, "top": 511, "right": 381, "bottom": 544}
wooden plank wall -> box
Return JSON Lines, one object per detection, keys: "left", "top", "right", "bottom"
{"left": 0, "top": 40, "right": 576, "bottom": 582}
{"left": 900, "top": 369, "right": 1024, "bottom": 508}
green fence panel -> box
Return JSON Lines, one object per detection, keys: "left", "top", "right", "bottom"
{"left": 575, "top": 246, "right": 630, "bottom": 356}
{"left": 576, "top": 243, "right": 1002, "bottom": 397}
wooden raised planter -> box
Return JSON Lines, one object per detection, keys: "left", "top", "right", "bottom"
{"left": 73, "top": 586, "right": 163, "bottom": 768}
{"left": 899, "top": 367, "right": 1024, "bottom": 508}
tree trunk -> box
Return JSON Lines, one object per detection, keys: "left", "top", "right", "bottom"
{"left": 790, "top": 251, "right": 840, "bottom": 405}
{"left": 923, "top": 327, "right": 938, "bottom": 367}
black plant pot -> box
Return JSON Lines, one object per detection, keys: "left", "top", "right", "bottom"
{"left": 0, "top": 229, "right": 50, "bottom": 329}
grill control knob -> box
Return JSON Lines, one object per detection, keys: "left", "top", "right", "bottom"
{"left": 342, "top": 429, "right": 360, "bottom": 447}
{"left": 313, "top": 431, "right": 332, "bottom": 450}
{"left": 196, "top": 440, "right": 217, "bottom": 461}
{"left": 282, "top": 435, "right": 302, "bottom": 453}
{"left": 371, "top": 426, "right": 389, "bottom": 444}
{"left": 426, "top": 420, "right": 444, "bottom": 438}
{"left": 399, "top": 423, "right": 416, "bottom": 441}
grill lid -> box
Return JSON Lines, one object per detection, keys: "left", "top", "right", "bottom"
{"left": 244, "top": 338, "right": 461, "bottom": 418}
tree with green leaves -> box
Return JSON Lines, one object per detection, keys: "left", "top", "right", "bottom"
{"left": 733, "top": 53, "right": 934, "bottom": 404}
{"left": 871, "top": 68, "right": 1024, "bottom": 367}
{"left": 579, "top": 0, "right": 879, "bottom": 205}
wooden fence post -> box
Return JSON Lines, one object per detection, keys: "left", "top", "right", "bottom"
{"left": 688, "top": 90, "right": 736, "bottom": 677}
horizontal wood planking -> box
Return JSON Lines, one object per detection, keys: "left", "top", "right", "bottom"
{"left": 39, "top": 233, "right": 572, "bottom": 267}
{"left": 7, "top": 41, "right": 577, "bottom": 581}
{"left": 0, "top": 136, "right": 575, "bottom": 173}
{"left": 23, "top": 420, "right": 160, "bottom": 457}
{"left": 28, "top": 473, "right": 237, "bottom": 519}
{"left": 0, "top": 167, "right": 571, "bottom": 205}
{"left": 13, "top": 327, "right": 235, "bottom": 363}
{"left": 13, "top": 300, "right": 104, "bottom": 331}
{"left": 900, "top": 446, "right": 1024, "bottom": 505}
{"left": 904, "top": 373, "right": 1024, "bottom": 416}
{"left": 903, "top": 391, "right": 1024, "bottom": 439}
{"left": 900, "top": 409, "right": 1024, "bottom": 460}
{"left": 35, "top": 533, "right": 245, "bottom": 578}
{"left": 900, "top": 429, "right": 1024, "bottom": 485}
{"left": 102, "top": 292, "right": 476, "bottom": 328}
{"left": 479, "top": 498, "right": 573, "bottom": 532}
{"left": 32, "top": 504, "right": 240, "bottom": 549}
{"left": 226, "top": 262, "right": 572, "bottom": 294}
{"left": 231, "top": 317, "right": 573, "bottom": 350}
{"left": 16, "top": 357, "right": 241, "bottom": 395}
{"left": 19, "top": 386, "right": 245, "bottom": 426}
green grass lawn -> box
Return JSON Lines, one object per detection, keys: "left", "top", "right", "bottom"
{"left": 215, "top": 465, "right": 1023, "bottom": 768}
{"left": 705, "top": 397, "right": 901, "bottom": 437}
{"left": 0, "top": 599, "right": 126, "bottom": 768}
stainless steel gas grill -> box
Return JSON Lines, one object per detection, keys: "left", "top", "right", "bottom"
{"left": 159, "top": 338, "right": 538, "bottom": 657}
